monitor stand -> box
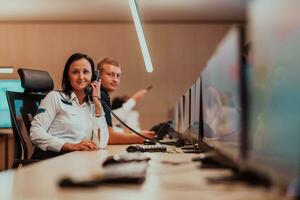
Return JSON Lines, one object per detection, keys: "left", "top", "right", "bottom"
{"left": 192, "top": 151, "right": 236, "bottom": 169}
{"left": 182, "top": 141, "right": 212, "bottom": 153}
{"left": 204, "top": 166, "right": 271, "bottom": 188}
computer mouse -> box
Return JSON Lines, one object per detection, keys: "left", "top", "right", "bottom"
{"left": 102, "top": 155, "right": 120, "bottom": 167}
{"left": 126, "top": 145, "right": 144, "bottom": 153}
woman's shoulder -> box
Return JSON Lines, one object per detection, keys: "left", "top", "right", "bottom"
{"left": 45, "top": 90, "right": 62, "bottom": 99}
{"left": 41, "top": 91, "right": 73, "bottom": 109}
{"left": 43, "top": 90, "right": 68, "bottom": 103}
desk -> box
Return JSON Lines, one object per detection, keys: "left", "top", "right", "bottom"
{"left": 0, "top": 145, "right": 285, "bottom": 200}
{"left": 0, "top": 128, "right": 12, "bottom": 170}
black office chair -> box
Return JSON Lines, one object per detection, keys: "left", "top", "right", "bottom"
{"left": 6, "top": 68, "right": 54, "bottom": 168}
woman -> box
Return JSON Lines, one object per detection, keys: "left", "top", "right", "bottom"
{"left": 30, "top": 53, "right": 109, "bottom": 159}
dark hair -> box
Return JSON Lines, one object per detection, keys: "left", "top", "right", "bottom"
{"left": 61, "top": 53, "right": 95, "bottom": 98}
{"left": 111, "top": 96, "right": 127, "bottom": 110}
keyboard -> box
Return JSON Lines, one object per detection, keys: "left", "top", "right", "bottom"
{"left": 102, "top": 153, "right": 150, "bottom": 167}
{"left": 126, "top": 144, "right": 167, "bottom": 153}
{"left": 104, "top": 162, "right": 147, "bottom": 183}
{"left": 59, "top": 162, "right": 148, "bottom": 187}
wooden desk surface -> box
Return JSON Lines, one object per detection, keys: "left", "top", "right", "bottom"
{"left": 0, "top": 145, "right": 285, "bottom": 200}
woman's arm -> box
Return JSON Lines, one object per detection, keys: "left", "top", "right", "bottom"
{"left": 90, "top": 79, "right": 109, "bottom": 149}
{"left": 30, "top": 91, "right": 65, "bottom": 152}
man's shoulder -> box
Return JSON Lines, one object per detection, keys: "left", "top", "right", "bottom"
{"left": 101, "top": 88, "right": 110, "bottom": 100}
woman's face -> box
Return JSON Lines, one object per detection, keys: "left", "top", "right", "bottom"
{"left": 68, "top": 58, "right": 92, "bottom": 93}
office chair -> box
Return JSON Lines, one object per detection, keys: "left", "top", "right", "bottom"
{"left": 6, "top": 68, "right": 54, "bottom": 168}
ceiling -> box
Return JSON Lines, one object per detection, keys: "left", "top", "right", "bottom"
{"left": 0, "top": 0, "right": 248, "bottom": 22}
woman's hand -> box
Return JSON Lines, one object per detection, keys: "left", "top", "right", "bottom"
{"left": 91, "top": 79, "right": 103, "bottom": 116}
{"left": 62, "top": 140, "right": 98, "bottom": 152}
{"left": 91, "top": 79, "right": 101, "bottom": 102}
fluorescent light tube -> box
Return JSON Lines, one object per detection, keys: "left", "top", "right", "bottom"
{"left": 129, "top": 0, "right": 154, "bottom": 73}
{"left": 0, "top": 67, "right": 13, "bottom": 74}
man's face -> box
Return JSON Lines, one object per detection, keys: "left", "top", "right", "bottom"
{"left": 100, "top": 63, "right": 122, "bottom": 93}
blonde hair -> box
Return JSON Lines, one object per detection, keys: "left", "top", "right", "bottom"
{"left": 97, "top": 58, "right": 120, "bottom": 73}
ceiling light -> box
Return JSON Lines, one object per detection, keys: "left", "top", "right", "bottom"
{"left": 129, "top": 0, "right": 154, "bottom": 73}
{"left": 0, "top": 66, "right": 13, "bottom": 74}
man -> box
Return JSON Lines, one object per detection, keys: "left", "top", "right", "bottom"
{"left": 97, "top": 58, "right": 155, "bottom": 144}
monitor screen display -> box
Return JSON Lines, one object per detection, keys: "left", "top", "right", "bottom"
{"left": 189, "top": 78, "right": 201, "bottom": 139}
{"left": 183, "top": 90, "right": 190, "bottom": 132}
{"left": 178, "top": 97, "right": 185, "bottom": 134}
{"left": 172, "top": 100, "right": 180, "bottom": 133}
{"left": 202, "top": 26, "right": 243, "bottom": 162}
{"left": 248, "top": 0, "right": 300, "bottom": 187}
{"left": 190, "top": 85, "right": 196, "bottom": 127}
{"left": 172, "top": 76, "right": 202, "bottom": 144}
{"left": 0, "top": 80, "right": 23, "bottom": 128}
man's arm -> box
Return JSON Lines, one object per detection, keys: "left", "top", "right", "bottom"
{"left": 107, "top": 127, "right": 155, "bottom": 144}
{"left": 101, "top": 88, "right": 154, "bottom": 144}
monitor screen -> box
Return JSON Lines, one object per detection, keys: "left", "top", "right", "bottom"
{"left": 172, "top": 77, "right": 202, "bottom": 144}
{"left": 202, "top": 26, "right": 244, "bottom": 162}
{"left": 172, "top": 100, "right": 180, "bottom": 133}
{"left": 0, "top": 80, "right": 23, "bottom": 128}
{"left": 189, "top": 78, "right": 201, "bottom": 140}
{"left": 183, "top": 90, "right": 190, "bottom": 132}
{"left": 195, "top": 76, "right": 201, "bottom": 133}
{"left": 190, "top": 85, "right": 196, "bottom": 126}
{"left": 248, "top": 0, "right": 300, "bottom": 188}
{"left": 178, "top": 97, "right": 185, "bottom": 134}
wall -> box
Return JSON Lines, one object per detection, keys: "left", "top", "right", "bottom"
{"left": 0, "top": 22, "right": 230, "bottom": 129}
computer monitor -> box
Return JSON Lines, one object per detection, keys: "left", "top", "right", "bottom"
{"left": 183, "top": 90, "right": 190, "bottom": 132}
{"left": 175, "top": 79, "right": 206, "bottom": 146}
{"left": 189, "top": 78, "right": 202, "bottom": 142}
{"left": 175, "top": 97, "right": 184, "bottom": 134}
{"left": 190, "top": 84, "right": 196, "bottom": 130}
{"left": 0, "top": 80, "right": 24, "bottom": 128}
{"left": 171, "top": 78, "right": 202, "bottom": 144}
{"left": 201, "top": 26, "right": 246, "bottom": 163}
{"left": 172, "top": 99, "right": 180, "bottom": 134}
{"left": 247, "top": 1, "right": 300, "bottom": 191}
{"left": 194, "top": 76, "right": 201, "bottom": 134}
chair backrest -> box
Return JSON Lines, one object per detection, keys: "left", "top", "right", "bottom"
{"left": 6, "top": 91, "right": 46, "bottom": 163}
{"left": 6, "top": 68, "right": 53, "bottom": 168}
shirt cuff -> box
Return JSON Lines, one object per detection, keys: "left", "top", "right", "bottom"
{"left": 94, "top": 116, "right": 109, "bottom": 149}
{"left": 40, "top": 138, "right": 66, "bottom": 152}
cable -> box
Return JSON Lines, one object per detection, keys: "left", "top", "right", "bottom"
{"left": 101, "top": 99, "right": 176, "bottom": 146}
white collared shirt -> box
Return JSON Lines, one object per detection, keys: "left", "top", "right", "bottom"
{"left": 112, "top": 98, "right": 141, "bottom": 133}
{"left": 30, "top": 91, "right": 109, "bottom": 152}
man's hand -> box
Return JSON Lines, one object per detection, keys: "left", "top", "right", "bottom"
{"left": 131, "top": 89, "right": 147, "bottom": 101}
{"left": 140, "top": 130, "right": 156, "bottom": 139}
{"left": 62, "top": 140, "right": 98, "bottom": 152}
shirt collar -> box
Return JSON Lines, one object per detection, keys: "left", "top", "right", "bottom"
{"left": 69, "top": 92, "right": 87, "bottom": 106}
{"left": 69, "top": 92, "right": 77, "bottom": 101}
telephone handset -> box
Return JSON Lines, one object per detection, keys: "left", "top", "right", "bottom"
{"left": 84, "top": 70, "right": 100, "bottom": 96}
